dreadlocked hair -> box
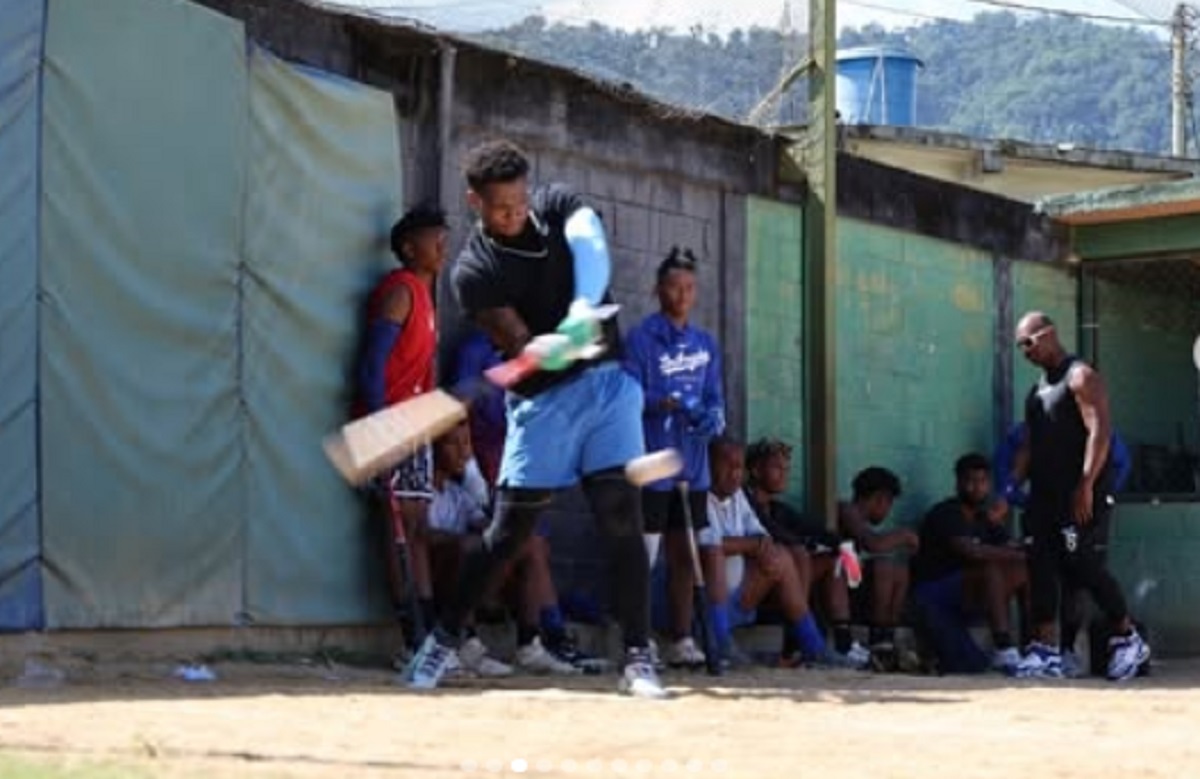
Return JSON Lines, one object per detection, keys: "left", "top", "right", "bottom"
{"left": 745, "top": 437, "right": 793, "bottom": 475}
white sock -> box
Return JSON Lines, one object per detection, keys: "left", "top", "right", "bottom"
{"left": 643, "top": 533, "right": 662, "bottom": 567}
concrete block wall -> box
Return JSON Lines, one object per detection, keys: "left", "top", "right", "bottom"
{"left": 833, "top": 219, "right": 996, "bottom": 526}
{"left": 745, "top": 196, "right": 806, "bottom": 505}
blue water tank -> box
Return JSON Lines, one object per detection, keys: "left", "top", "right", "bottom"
{"left": 835, "top": 46, "right": 923, "bottom": 126}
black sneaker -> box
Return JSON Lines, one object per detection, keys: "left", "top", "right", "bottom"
{"left": 546, "top": 632, "right": 609, "bottom": 675}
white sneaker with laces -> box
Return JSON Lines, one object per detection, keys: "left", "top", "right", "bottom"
{"left": 619, "top": 647, "right": 669, "bottom": 699}
{"left": 458, "top": 636, "right": 513, "bottom": 678}
{"left": 1013, "top": 642, "right": 1063, "bottom": 679}
{"left": 846, "top": 642, "right": 871, "bottom": 668}
{"left": 404, "top": 633, "right": 457, "bottom": 690}
{"left": 516, "top": 637, "right": 581, "bottom": 675}
{"left": 992, "top": 647, "right": 1022, "bottom": 675}
{"left": 1107, "top": 630, "right": 1150, "bottom": 682}
{"left": 665, "top": 637, "right": 706, "bottom": 669}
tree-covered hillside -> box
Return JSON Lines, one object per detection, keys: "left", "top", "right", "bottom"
{"left": 475, "top": 12, "right": 1185, "bottom": 154}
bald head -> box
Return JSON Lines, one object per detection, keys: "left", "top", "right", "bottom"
{"left": 1015, "top": 310, "right": 1063, "bottom": 368}
{"left": 1017, "top": 311, "right": 1053, "bottom": 334}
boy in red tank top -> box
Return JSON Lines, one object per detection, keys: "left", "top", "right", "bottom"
{"left": 358, "top": 204, "right": 447, "bottom": 657}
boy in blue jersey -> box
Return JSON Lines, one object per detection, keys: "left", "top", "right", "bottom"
{"left": 623, "top": 247, "right": 725, "bottom": 669}
{"left": 406, "top": 140, "right": 664, "bottom": 698}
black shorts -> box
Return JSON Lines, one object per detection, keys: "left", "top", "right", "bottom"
{"left": 642, "top": 489, "right": 709, "bottom": 533}
{"left": 1023, "top": 491, "right": 1112, "bottom": 563}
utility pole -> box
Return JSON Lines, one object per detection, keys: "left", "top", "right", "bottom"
{"left": 805, "top": 0, "right": 838, "bottom": 524}
{"left": 1172, "top": 3, "right": 1189, "bottom": 156}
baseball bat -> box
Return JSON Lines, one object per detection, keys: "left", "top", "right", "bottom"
{"left": 385, "top": 490, "right": 426, "bottom": 646}
{"left": 677, "top": 481, "right": 722, "bottom": 676}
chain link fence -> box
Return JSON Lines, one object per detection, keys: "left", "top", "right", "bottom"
{"left": 1082, "top": 256, "right": 1200, "bottom": 496}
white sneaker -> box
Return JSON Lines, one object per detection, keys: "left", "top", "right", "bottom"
{"left": 619, "top": 647, "right": 669, "bottom": 699}
{"left": 1012, "top": 642, "right": 1063, "bottom": 679}
{"left": 404, "top": 633, "right": 457, "bottom": 689}
{"left": 1107, "top": 630, "right": 1150, "bottom": 682}
{"left": 458, "top": 636, "right": 513, "bottom": 678}
{"left": 665, "top": 637, "right": 706, "bottom": 669}
{"left": 846, "top": 642, "right": 871, "bottom": 668}
{"left": 992, "top": 647, "right": 1022, "bottom": 675}
{"left": 516, "top": 637, "right": 581, "bottom": 675}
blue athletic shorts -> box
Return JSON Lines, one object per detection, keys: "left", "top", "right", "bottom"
{"left": 498, "top": 362, "right": 645, "bottom": 489}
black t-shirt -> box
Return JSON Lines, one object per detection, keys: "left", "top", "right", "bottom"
{"left": 451, "top": 184, "right": 620, "bottom": 398}
{"left": 914, "top": 498, "right": 1007, "bottom": 583}
{"left": 755, "top": 495, "right": 840, "bottom": 552}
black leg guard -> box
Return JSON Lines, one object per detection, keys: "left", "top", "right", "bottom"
{"left": 583, "top": 467, "right": 650, "bottom": 650}
{"left": 441, "top": 487, "right": 552, "bottom": 640}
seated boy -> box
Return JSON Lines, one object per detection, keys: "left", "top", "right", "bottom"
{"left": 837, "top": 466, "right": 919, "bottom": 672}
{"left": 913, "top": 453, "right": 1028, "bottom": 675}
{"left": 699, "top": 437, "right": 849, "bottom": 669}
{"left": 744, "top": 438, "right": 870, "bottom": 668}
{"left": 427, "top": 422, "right": 579, "bottom": 676}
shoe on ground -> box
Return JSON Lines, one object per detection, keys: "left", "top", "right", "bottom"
{"left": 992, "top": 646, "right": 1022, "bottom": 675}
{"left": 804, "top": 649, "right": 863, "bottom": 670}
{"left": 665, "top": 637, "right": 706, "bottom": 670}
{"left": 619, "top": 646, "right": 669, "bottom": 699}
{"left": 516, "top": 636, "right": 581, "bottom": 675}
{"left": 458, "top": 636, "right": 513, "bottom": 678}
{"left": 846, "top": 642, "right": 872, "bottom": 669}
{"left": 403, "top": 633, "right": 457, "bottom": 690}
{"left": 868, "top": 642, "right": 898, "bottom": 673}
{"left": 546, "top": 632, "right": 609, "bottom": 675}
{"left": 1012, "top": 642, "right": 1063, "bottom": 679}
{"left": 1107, "top": 630, "right": 1150, "bottom": 682}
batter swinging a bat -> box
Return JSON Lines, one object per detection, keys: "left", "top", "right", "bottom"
{"left": 405, "top": 140, "right": 668, "bottom": 698}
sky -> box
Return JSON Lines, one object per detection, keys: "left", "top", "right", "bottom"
{"left": 333, "top": 0, "right": 1175, "bottom": 35}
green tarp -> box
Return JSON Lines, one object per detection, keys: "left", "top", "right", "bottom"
{"left": 0, "top": 0, "right": 45, "bottom": 629}
{"left": 39, "top": 0, "right": 402, "bottom": 627}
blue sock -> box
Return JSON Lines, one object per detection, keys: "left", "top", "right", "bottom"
{"left": 792, "top": 613, "right": 828, "bottom": 658}
{"left": 709, "top": 603, "right": 732, "bottom": 648}
{"left": 539, "top": 605, "right": 566, "bottom": 642}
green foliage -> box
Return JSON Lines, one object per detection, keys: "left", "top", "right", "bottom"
{"left": 475, "top": 13, "right": 1184, "bottom": 154}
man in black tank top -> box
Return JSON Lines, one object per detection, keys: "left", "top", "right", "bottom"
{"left": 1003, "top": 311, "right": 1149, "bottom": 681}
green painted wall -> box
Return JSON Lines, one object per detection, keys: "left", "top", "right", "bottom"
{"left": 1095, "top": 279, "right": 1200, "bottom": 453}
{"left": 1010, "top": 262, "right": 1078, "bottom": 424}
{"left": 835, "top": 219, "right": 995, "bottom": 526}
{"left": 1110, "top": 502, "right": 1200, "bottom": 655}
{"left": 745, "top": 196, "right": 805, "bottom": 504}
{"left": 1075, "top": 214, "right": 1200, "bottom": 260}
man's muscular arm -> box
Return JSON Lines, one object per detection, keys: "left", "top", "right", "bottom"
{"left": 1070, "top": 363, "right": 1112, "bottom": 525}
{"left": 475, "top": 307, "right": 532, "bottom": 359}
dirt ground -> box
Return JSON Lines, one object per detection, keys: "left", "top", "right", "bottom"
{"left": 0, "top": 656, "right": 1197, "bottom": 779}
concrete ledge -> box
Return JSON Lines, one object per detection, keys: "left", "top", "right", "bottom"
{"left": 0, "top": 626, "right": 404, "bottom": 669}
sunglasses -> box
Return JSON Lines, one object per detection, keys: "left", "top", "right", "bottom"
{"left": 1016, "top": 326, "right": 1054, "bottom": 350}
